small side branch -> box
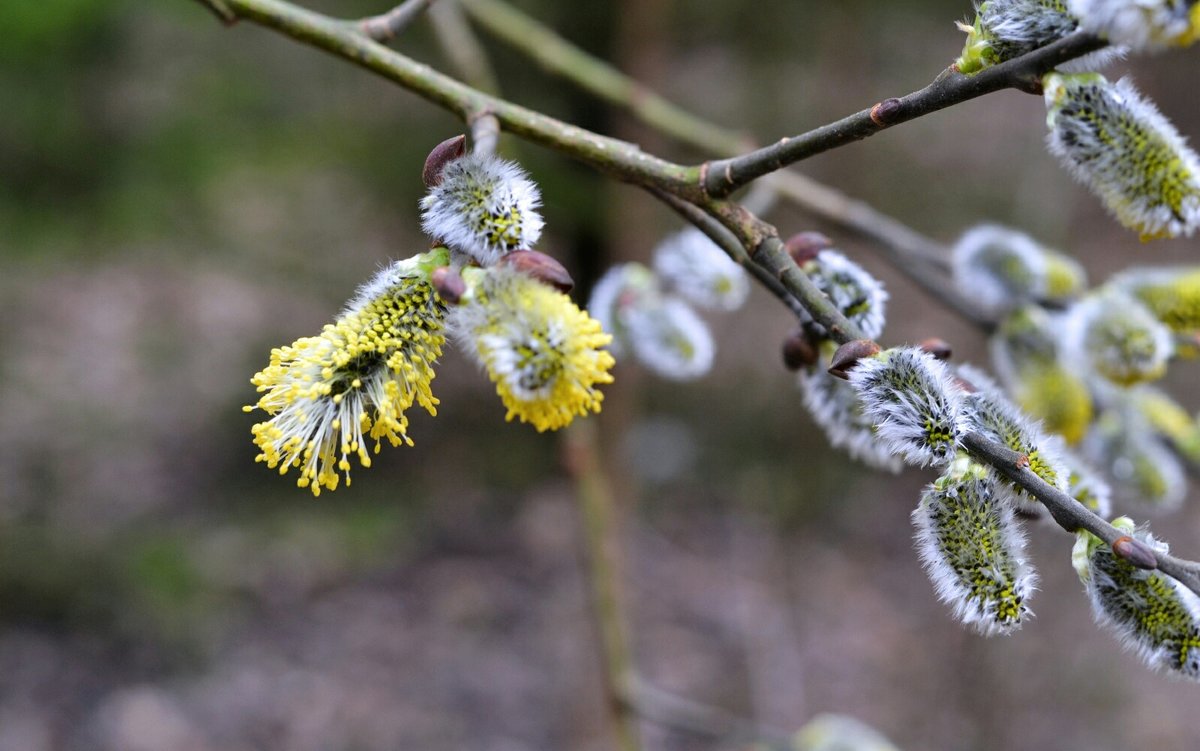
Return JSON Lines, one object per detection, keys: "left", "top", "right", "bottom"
{"left": 358, "top": 0, "right": 438, "bottom": 42}
{"left": 701, "top": 32, "right": 1107, "bottom": 197}
{"left": 653, "top": 190, "right": 809, "bottom": 321}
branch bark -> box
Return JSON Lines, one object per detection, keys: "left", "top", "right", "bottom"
{"left": 701, "top": 32, "right": 1108, "bottom": 197}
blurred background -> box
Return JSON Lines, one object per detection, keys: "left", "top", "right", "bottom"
{"left": 2, "top": 0, "right": 1199, "bottom": 749}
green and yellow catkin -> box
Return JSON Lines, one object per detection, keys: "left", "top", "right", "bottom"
{"left": 1083, "top": 405, "right": 1186, "bottom": 510}
{"left": 1127, "top": 385, "right": 1200, "bottom": 467}
{"left": 1074, "top": 518, "right": 1200, "bottom": 681}
{"left": 958, "top": 0, "right": 1119, "bottom": 73}
{"left": 951, "top": 225, "right": 1086, "bottom": 318}
{"left": 991, "top": 305, "right": 1093, "bottom": 443}
{"left": 1044, "top": 73, "right": 1200, "bottom": 240}
{"left": 847, "top": 347, "right": 967, "bottom": 467}
{"left": 1064, "top": 290, "right": 1173, "bottom": 386}
{"left": 451, "top": 267, "right": 614, "bottom": 432}
{"left": 246, "top": 249, "right": 450, "bottom": 495}
{"left": 913, "top": 457, "right": 1037, "bottom": 635}
{"left": 1114, "top": 267, "right": 1200, "bottom": 333}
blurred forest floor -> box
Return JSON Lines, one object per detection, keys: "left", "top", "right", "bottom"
{"left": 1, "top": 1, "right": 1199, "bottom": 749}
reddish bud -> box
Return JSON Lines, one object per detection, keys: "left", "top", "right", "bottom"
{"left": 784, "top": 231, "right": 832, "bottom": 265}
{"left": 870, "top": 98, "right": 903, "bottom": 127}
{"left": 918, "top": 338, "right": 953, "bottom": 361}
{"left": 828, "top": 339, "right": 881, "bottom": 379}
{"left": 431, "top": 266, "right": 466, "bottom": 304}
{"left": 1113, "top": 535, "right": 1159, "bottom": 570}
{"left": 782, "top": 328, "right": 818, "bottom": 371}
{"left": 423, "top": 135, "right": 467, "bottom": 188}
{"left": 499, "top": 250, "right": 575, "bottom": 293}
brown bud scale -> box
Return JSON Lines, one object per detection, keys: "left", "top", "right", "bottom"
{"left": 423, "top": 134, "right": 467, "bottom": 188}
{"left": 499, "top": 250, "right": 575, "bottom": 293}
{"left": 828, "top": 339, "right": 881, "bottom": 379}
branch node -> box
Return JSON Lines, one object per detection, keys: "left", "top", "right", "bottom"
{"left": 1113, "top": 536, "right": 1159, "bottom": 571}
{"left": 869, "top": 97, "right": 902, "bottom": 127}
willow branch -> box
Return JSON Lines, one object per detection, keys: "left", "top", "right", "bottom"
{"left": 357, "top": 0, "right": 438, "bottom": 42}
{"left": 196, "top": 0, "right": 1200, "bottom": 598}
{"left": 701, "top": 32, "right": 1108, "bottom": 197}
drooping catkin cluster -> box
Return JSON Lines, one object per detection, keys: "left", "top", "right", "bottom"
{"left": 1074, "top": 518, "right": 1200, "bottom": 680}
{"left": 247, "top": 147, "right": 615, "bottom": 493}
{"left": 587, "top": 228, "right": 748, "bottom": 380}
{"left": 944, "top": 212, "right": 1200, "bottom": 518}
{"left": 1044, "top": 73, "right": 1200, "bottom": 240}
{"left": 913, "top": 457, "right": 1037, "bottom": 635}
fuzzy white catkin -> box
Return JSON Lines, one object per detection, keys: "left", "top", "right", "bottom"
{"left": 798, "top": 364, "right": 903, "bottom": 473}
{"left": 1075, "top": 519, "right": 1200, "bottom": 681}
{"left": 913, "top": 461, "right": 1037, "bottom": 636}
{"left": 1063, "top": 290, "right": 1173, "bottom": 386}
{"left": 420, "top": 153, "right": 544, "bottom": 266}
{"left": 803, "top": 250, "right": 889, "bottom": 340}
{"left": 1069, "top": 0, "right": 1198, "bottom": 50}
{"left": 623, "top": 296, "right": 715, "bottom": 381}
{"left": 952, "top": 225, "right": 1048, "bottom": 317}
{"left": 652, "top": 228, "right": 750, "bottom": 312}
{"left": 847, "top": 348, "right": 967, "bottom": 467}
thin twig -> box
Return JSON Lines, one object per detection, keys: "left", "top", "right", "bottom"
{"left": 701, "top": 32, "right": 1107, "bottom": 197}
{"left": 652, "top": 189, "right": 809, "bottom": 321}
{"left": 459, "top": 0, "right": 745, "bottom": 156}
{"left": 358, "top": 0, "right": 438, "bottom": 42}
{"left": 218, "top": 0, "right": 699, "bottom": 190}
{"left": 429, "top": 0, "right": 500, "bottom": 94}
